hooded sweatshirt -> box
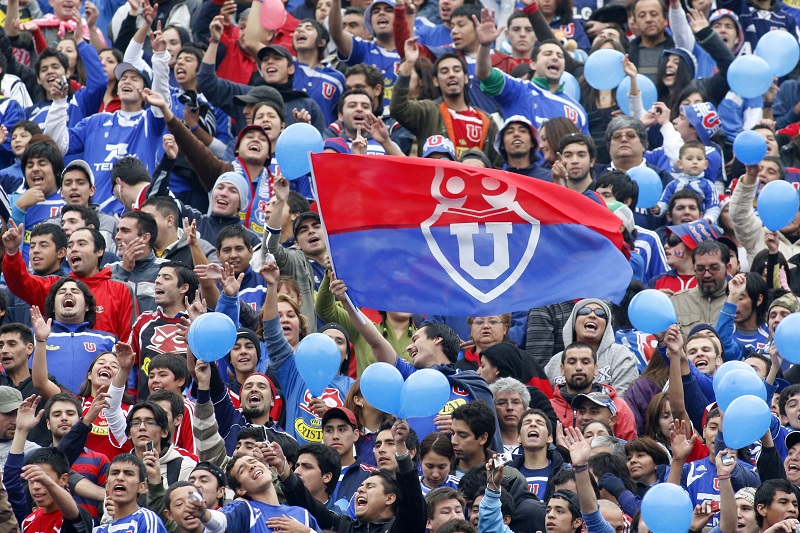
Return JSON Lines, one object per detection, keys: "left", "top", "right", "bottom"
{"left": 549, "top": 382, "right": 638, "bottom": 441}
{"left": 544, "top": 298, "right": 639, "bottom": 397}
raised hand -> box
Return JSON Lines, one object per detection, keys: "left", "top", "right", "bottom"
{"left": 16, "top": 395, "right": 42, "bottom": 432}
{"left": 329, "top": 278, "right": 349, "bottom": 301}
{"left": 2, "top": 219, "right": 24, "bottom": 254}
{"left": 727, "top": 273, "right": 747, "bottom": 302}
{"left": 221, "top": 262, "right": 244, "bottom": 297}
{"left": 72, "top": 8, "right": 84, "bottom": 45}
{"left": 83, "top": 385, "right": 110, "bottom": 424}
{"left": 195, "top": 360, "right": 211, "bottom": 390}
{"left": 141, "top": 88, "right": 168, "bottom": 109}
{"left": 688, "top": 8, "right": 709, "bottom": 32}
{"left": 183, "top": 217, "right": 197, "bottom": 246}
{"left": 163, "top": 134, "right": 178, "bottom": 159}
{"left": 664, "top": 324, "right": 684, "bottom": 355}
{"left": 363, "top": 113, "right": 390, "bottom": 145}
{"left": 403, "top": 37, "right": 420, "bottom": 64}
{"left": 30, "top": 306, "right": 51, "bottom": 342}
{"left": 85, "top": 2, "right": 99, "bottom": 29}
{"left": 473, "top": 8, "right": 504, "bottom": 46}
{"left": 351, "top": 125, "right": 367, "bottom": 155}
{"left": 273, "top": 176, "right": 290, "bottom": 202}
{"left": 194, "top": 262, "right": 224, "bottom": 281}
{"left": 142, "top": 0, "right": 157, "bottom": 25}
{"left": 292, "top": 108, "right": 312, "bottom": 124}
{"left": 392, "top": 419, "right": 410, "bottom": 455}
{"left": 185, "top": 296, "right": 207, "bottom": 322}
{"left": 259, "top": 262, "right": 280, "bottom": 285}
{"left": 670, "top": 419, "right": 697, "bottom": 461}
{"left": 150, "top": 20, "right": 166, "bottom": 53}
{"left": 564, "top": 425, "right": 591, "bottom": 465}
{"left": 209, "top": 15, "right": 225, "bottom": 41}
{"left": 115, "top": 342, "right": 136, "bottom": 372}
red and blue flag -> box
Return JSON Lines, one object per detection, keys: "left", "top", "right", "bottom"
{"left": 311, "top": 154, "right": 633, "bottom": 315}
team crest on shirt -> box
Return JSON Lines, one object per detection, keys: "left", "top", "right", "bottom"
{"left": 295, "top": 388, "right": 344, "bottom": 442}
{"left": 466, "top": 124, "right": 482, "bottom": 143}
{"left": 322, "top": 82, "right": 336, "bottom": 99}
{"left": 145, "top": 324, "right": 187, "bottom": 354}
{"left": 84, "top": 342, "right": 97, "bottom": 352}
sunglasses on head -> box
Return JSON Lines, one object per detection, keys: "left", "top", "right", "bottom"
{"left": 577, "top": 307, "right": 607, "bottom": 319}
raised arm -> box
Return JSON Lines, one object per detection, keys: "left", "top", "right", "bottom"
{"left": 242, "top": 0, "right": 266, "bottom": 59}
{"left": 475, "top": 9, "right": 504, "bottom": 81}
{"left": 329, "top": 278, "right": 399, "bottom": 364}
{"left": 29, "top": 306, "right": 62, "bottom": 400}
{"left": 328, "top": 0, "right": 353, "bottom": 59}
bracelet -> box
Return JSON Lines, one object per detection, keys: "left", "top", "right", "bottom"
{"left": 36, "top": 338, "right": 47, "bottom": 343}
{"left": 208, "top": 37, "right": 220, "bottom": 43}
{"left": 717, "top": 473, "right": 731, "bottom": 480}
{"left": 190, "top": 124, "right": 200, "bottom": 132}
{"left": 488, "top": 480, "right": 501, "bottom": 492}
{"left": 278, "top": 459, "right": 288, "bottom": 477}
{"left": 573, "top": 463, "right": 589, "bottom": 473}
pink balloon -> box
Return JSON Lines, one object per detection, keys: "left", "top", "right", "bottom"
{"left": 260, "top": 0, "right": 286, "bottom": 30}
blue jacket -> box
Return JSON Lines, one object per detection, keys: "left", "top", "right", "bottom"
{"left": 479, "top": 488, "right": 513, "bottom": 533}
{"left": 42, "top": 320, "right": 118, "bottom": 394}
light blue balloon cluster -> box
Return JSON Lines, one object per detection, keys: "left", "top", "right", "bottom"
{"left": 360, "top": 362, "right": 451, "bottom": 418}
{"left": 626, "top": 167, "right": 663, "bottom": 209}
{"left": 275, "top": 123, "right": 324, "bottom": 180}
{"left": 727, "top": 55, "right": 773, "bottom": 98}
{"left": 627, "top": 289, "right": 676, "bottom": 334}
{"left": 755, "top": 30, "right": 800, "bottom": 77}
{"left": 294, "top": 333, "right": 342, "bottom": 396}
{"left": 584, "top": 49, "right": 626, "bottom": 91}
{"left": 757, "top": 180, "right": 800, "bottom": 232}
{"left": 188, "top": 312, "right": 238, "bottom": 362}
{"left": 775, "top": 313, "right": 800, "bottom": 364}
{"left": 723, "top": 395, "right": 771, "bottom": 449}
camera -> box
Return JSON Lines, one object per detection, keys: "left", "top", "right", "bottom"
{"left": 493, "top": 451, "right": 512, "bottom": 468}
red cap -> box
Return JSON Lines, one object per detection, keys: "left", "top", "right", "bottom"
{"left": 321, "top": 407, "right": 357, "bottom": 428}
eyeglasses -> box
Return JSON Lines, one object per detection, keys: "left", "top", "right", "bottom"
{"left": 131, "top": 419, "right": 159, "bottom": 428}
{"left": 495, "top": 399, "right": 525, "bottom": 408}
{"left": 611, "top": 131, "right": 639, "bottom": 141}
{"left": 666, "top": 235, "right": 683, "bottom": 247}
{"left": 577, "top": 307, "right": 607, "bottom": 319}
{"left": 694, "top": 264, "right": 724, "bottom": 275}
{"left": 472, "top": 318, "right": 503, "bottom": 327}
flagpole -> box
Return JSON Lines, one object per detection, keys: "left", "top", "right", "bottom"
{"left": 309, "top": 151, "right": 367, "bottom": 325}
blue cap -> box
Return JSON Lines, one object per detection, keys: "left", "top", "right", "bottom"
{"left": 682, "top": 102, "right": 722, "bottom": 145}
{"left": 666, "top": 219, "right": 722, "bottom": 250}
{"left": 422, "top": 135, "right": 456, "bottom": 160}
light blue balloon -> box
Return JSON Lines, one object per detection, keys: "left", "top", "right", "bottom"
{"left": 723, "top": 395, "right": 771, "bottom": 449}
{"left": 728, "top": 56, "right": 773, "bottom": 98}
{"left": 733, "top": 130, "right": 768, "bottom": 165}
{"left": 713, "top": 360, "right": 757, "bottom": 393}
{"left": 560, "top": 72, "right": 581, "bottom": 102}
{"left": 294, "top": 333, "right": 341, "bottom": 397}
{"left": 584, "top": 49, "right": 626, "bottom": 90}
{"left": 626, "top": 166, "right": 663, "bottom": 209}
{"left": 188, "top": 312, "right": 237, "bottom": 362}
{"left": 616, "top": 75, "right": 657, "bottom": 116}
{"left": 641, "top": 483, "right": 693, "bottom": 533}
{"left": 627, "top": 289, "right": 676, "bottom": 334}
{"left": 275, "top": 123, "right": 324, "bottom": 180}
{"left": 716, "top": 369, "right": 767, "bottom": 412}
{"left": 756, "top": 30, "right": 800, "bottom": 77}
{"left": 758, "top": 180, "right": 800, "bottom": 231}
{"left": 399, "top": 369, "right": 451, "bottom": 419}
{"left": 360, "top": 362, "right": 404, "bottom": 415}
{"left": 774, "top": 312, "right": 800, "bottom": 364}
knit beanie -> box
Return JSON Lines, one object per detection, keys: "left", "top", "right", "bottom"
{"left": 213, "top": 171, "right": 250, "bottom": 211}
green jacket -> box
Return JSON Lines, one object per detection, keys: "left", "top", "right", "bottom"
{"left": 315, "top": 274, "right": 415, "bottom": 376}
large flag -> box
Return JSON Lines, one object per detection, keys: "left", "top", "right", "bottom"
{"left": 310, "top": 154, "right": 633, "bottom": 315}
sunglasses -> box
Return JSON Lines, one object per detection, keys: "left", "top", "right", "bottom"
{"left": 666, "top": 235, "right": 683, "bottom": 247}
{"left": 577, "top": 307, "right": 607, "bottom": 319}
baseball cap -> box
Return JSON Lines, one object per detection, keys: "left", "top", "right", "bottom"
{"left": 422, "top": 135, "right": 455, "bottom": 160}
{"left": 607, "top": 201, "right": 635, "bottom": 233}
{"left": 114, "top": 62, "right": 152, "bottom": 88}
{"left": 191, "top": 461, "right": 226, "bottom": 487}
{"left": 0, "top": 387, "right": 22, "bottom": 413}
{"left": 257, "top": 44, "right": 293, "bottom": 64}
{"left": 62, "top": 159, "right": 95, "bottom": 186}
{"left": 293, "top": 211, "right": 320, "bottom": 237}
{"left": 571, "top": 392, "right": 617, "bottom": 415}
{"left": 681, "top": 102, "right": 722, "bottom": 145}
{"left": 787, "top": 431, "right": 800, "bottom": 452}
{"left": 233, "top": 85, "right": 285, "bottom": 107}
{"left": 321, "top": 407, "right": 358, "bottom": 429}
{"left": 666, "top": 219, "right": 722, "bottom": 251}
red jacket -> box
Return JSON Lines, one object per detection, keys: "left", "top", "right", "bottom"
{"left": 550, "top": 383, "right": 638, "bottom": 441}
{"left": 2, "top": 250, "right": 137, "bottom": 341}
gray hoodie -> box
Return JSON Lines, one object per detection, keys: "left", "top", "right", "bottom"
{"left": 543, "top": 298, "right": 639, "bottom": 398}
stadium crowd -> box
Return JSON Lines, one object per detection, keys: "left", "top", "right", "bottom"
{"left": 0, "top": 0, "right": 798, "bottom": 529}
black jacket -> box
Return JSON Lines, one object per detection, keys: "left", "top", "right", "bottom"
{"left": 282, "top": 454, "right": 427, "bottom": 533}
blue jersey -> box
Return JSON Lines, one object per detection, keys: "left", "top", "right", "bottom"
{"left": 65, "top": 109, "right": 166, "bottom": 214}
{"left": 678, "top": 456, "right": 759, "bottom": 527}
{"left": 95, "top": 507, "right": 168, "bottom": 533}
{"left": 341, "top": 38, "right": 400, "bottom": 108}
{"left": 26, "top": 41, "right": 107, "bottom": 129}
{"left": 266, "top": 317, "right": 354, "bottom": 445}
{"left": 490, "top": 71, "right": 589, "bottom": 134}
{"left": 10, "top": 189, "right": 64, "bottom": 265}
{"left": 418, "top": 23, "right": 453, "bottom": 47}
{"left": 221, "top": 496, "right": 320, "bottom": 533}
{"left": 572, "top": 0, "right": 603, "bottom": 20}
{"left": 234, "top": 267, "right": 266, "bottom": 312}
{"left": 420, "top": 475, "right": 459, "bottom": 495}
{"left": 520, "top": 463, "right": 552, "bottom": 498}
{"left": 655, "top": 173, "right": 721, "bottom": 222}
{"left": 0, "top": 161, "right": 22, "bottom": 193}
{"left": 0, "top": 97, "right": 24, "bottom": 168}
{"left": 294, "top": 62, "right": 345, "bottom": 126}
{"left": 634, "top": 226, "right": 668, "bottom": 285}
{"left": 733, "top": 324, "right": 770, "bottom": 353}
{"left": 41, "top": 321, "right": 117, "bottom": 394}
{"left": 738, "top": 11, "right": 800, "bottom": 54}
{"left": 718, "top": 92, "right": 762, "bottom": 143}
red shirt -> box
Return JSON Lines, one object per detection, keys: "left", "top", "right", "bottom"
{"left": 653, "top": 273, "right": 697, "bottom": 293}
{"left": 81, "top": 396, "right": 133, "bottom": 459}
{"left": 22, "top": 508, "right": 63, "bottom": 533}
{"left": 445, "top": 107, "right": 486, "bottom": 159}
